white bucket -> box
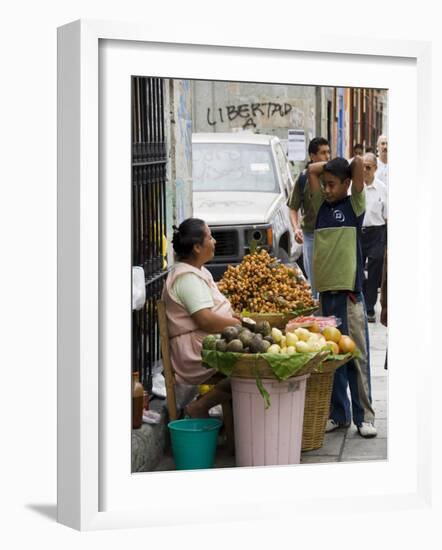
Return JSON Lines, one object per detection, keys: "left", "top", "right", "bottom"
{"left": 231, "top": 374, "right": 309, "bottom": 467}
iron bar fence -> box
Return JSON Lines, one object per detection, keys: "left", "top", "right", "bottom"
{"left": 132, "top": 76, "right": 167, "bottom": 396}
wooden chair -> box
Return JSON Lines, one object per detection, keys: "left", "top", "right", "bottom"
{"left": 156, "top": 299, "right": 235, "bottom": 454}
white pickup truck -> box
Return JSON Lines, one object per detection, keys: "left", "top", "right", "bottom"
{"left": 192, "top": 132, "right": 302, "bottom": 280}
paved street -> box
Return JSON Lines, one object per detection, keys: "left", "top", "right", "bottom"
{"left": 154, "top": 300, "right": 388, "bottom": 471}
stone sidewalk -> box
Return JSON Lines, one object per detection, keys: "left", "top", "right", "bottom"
{"left": 152, "top": 301, "right": 388, "bottom": 471}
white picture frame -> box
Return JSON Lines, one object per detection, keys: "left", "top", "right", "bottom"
{"left": 57, "top": 19, "right": 434, "bottom": 531}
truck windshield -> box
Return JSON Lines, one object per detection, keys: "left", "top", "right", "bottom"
{"left": 192, "top": 143, "right": 279, "bottom": 192}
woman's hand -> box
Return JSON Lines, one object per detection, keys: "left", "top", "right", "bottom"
{"left": 192, "top": 308, "right": 241, "bottom": 333}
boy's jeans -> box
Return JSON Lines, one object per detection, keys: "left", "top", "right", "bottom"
{"left": 320, "top": 291, "right": 375, "bottom": 426}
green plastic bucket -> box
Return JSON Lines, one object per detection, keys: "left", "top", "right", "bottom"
{"left": 168, "top": 418, "right": 222, "bottom": 470}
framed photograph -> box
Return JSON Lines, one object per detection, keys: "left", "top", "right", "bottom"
{"left": 57, "top": 19, "right": 432, "bottom": 531}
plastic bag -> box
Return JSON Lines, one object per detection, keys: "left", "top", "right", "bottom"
{"left": 285, "top": 315, "right": 342, "bottom": 332}
{"left": 132, "top": 266, "right": 146, "bottom": 311}
{"left": 151, "top": 372, "right": 166, "bottom": 399}
{"left": 142, "top": 410, "right": 161, "bottom": 424}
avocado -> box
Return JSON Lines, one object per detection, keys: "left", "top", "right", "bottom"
{"left": 263, "top": 335, "right": 275, "bottom": 345}
{"left": 221, "top": 326, "right": 240, "bottom": 342}
{"left": 226, "top": 339, "right": 244, "bottom": 353}
{"left": 249, "top": 335, "right": 267, "bottom": 354}
{"left": 255, "top": 320, "right": 271, "bottom": 337}
{"left": 202, "top": 334, "right": 218, "bottom": 350}
{"left": 239, "top": 328, "right": 254, "bottom": 347}
{"left": 241, "top": 317, "right": 257, "bottom": 332}
{"left": 261, "top": 340, "right": 271, "bottom": 352}
{"left": 215, "top": 339, "right": 228, "bottom": 352}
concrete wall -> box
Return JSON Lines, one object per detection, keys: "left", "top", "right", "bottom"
{"left": 319, "top": 87, "right": 334, "bottom": 150}
{"left": 164, "top": 79, "right": 193, "bottom": 265}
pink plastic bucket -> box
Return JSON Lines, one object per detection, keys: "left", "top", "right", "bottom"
{"left": 231, "top": 374, "right": 309, "bottom": 467}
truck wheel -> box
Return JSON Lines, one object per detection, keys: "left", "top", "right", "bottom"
{"left": 277, "top": 248, "right": 289, "bottom": 262}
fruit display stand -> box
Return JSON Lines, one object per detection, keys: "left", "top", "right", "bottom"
{"left": 202, "top": 350, "right": 328, "bottom": 467}
{"left": 301, "top": 353, "right": 354, "bottom": 452}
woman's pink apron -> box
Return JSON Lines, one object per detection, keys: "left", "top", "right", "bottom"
{"left": 161, "top": 263, "right": 234, "bottom": 385}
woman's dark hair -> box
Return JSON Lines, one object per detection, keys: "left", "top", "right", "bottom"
{"left": 172, "top": 218, "right": 207, "bottom": 260}
{"left": 323, "top": 157, "right": 351, "bottom": 183}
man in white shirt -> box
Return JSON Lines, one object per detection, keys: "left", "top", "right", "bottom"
{"left": 361, "top": 153, "right": 388, "bottom": 322}
{"left": 375, "top": 135, "right": 388, "bottom": 185}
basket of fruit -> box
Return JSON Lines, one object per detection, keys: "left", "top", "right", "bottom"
{"left": 217, "top": 250, "right": 318, "bottom": 328}
{"left": 202, "top": 319, "right": 328, "bottom": 380}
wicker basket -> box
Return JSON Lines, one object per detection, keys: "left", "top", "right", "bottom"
{"left": 229, "top": 351, "right": 328, "bottom": 380}
{"left": 301, "top": 356, "right": 353, "bottom": 451}
{"left": 244, "top": 307, "right": 318, "bottom": 330}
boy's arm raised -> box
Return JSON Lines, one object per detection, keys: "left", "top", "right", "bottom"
{"left": 349, "top": 155, "right": 365, "bottom": 216}
{"left": 350, "top": 156, "right": 364, "bottom": 193}
{"left": 307, "top": 161, "right": 327, "bottom": 193}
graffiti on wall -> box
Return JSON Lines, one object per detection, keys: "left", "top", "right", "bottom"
{"left": 207, "top": 102, "right": 294, "bottom": 129}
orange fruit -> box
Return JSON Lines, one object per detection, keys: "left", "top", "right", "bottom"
{"left": 322, "top": 326, "right": 342, "bottom": 343}
{"left": 338, "top": 335, "right": 356, "bottom": 354}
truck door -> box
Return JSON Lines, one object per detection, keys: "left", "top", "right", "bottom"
{"left": 274, "top": 142, "right": 294, "bottom": 199}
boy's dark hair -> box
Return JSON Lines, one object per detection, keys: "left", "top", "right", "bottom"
{"left": 354, "top": 143, "right": 363, "bottom": 151}
{"left": 323, "top": 157, "right": 351, "bottom": 183}
{"left": 172, "top": 218, "right": 206, "bottom": 260}
{"left": 308, "top": 137, "right": 329, "bottom": 156}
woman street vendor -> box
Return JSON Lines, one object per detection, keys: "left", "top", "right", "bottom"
{"left": 161, "top": 218, "right": 241, "bottom": 418}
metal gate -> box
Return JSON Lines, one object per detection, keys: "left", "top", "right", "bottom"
{"left": 132, "top": 76, "right": 168, "bottom": 395}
